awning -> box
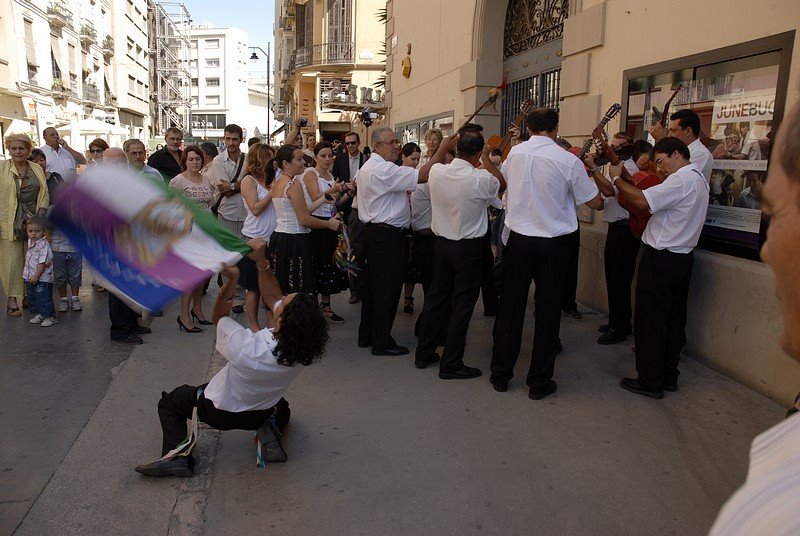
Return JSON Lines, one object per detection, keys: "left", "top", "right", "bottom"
{"left": 0, "top": 95, "right": 28, "bottom": 121}
{"left": 56, "top": 117, "right": 127, "bottom": 135}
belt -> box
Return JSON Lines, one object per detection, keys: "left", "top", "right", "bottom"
{"left": 366, "top": 222, "right": 405, "bottom": 232}
{"left": 608, "top": 219, "right": 630, "bottom": 227}
{"left": 413, "top": 228, "right": 435, "bottom": 238}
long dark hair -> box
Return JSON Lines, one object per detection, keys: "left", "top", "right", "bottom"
{"left": 274, "top": 293, "right": 329, "bottom": 366}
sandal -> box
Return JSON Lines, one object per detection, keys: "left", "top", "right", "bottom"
{"left": 7, "top": 306, "right": 22, "bottom": 317}
{"left": 321, "top": 304, "right": 344, "bottom": 324}
{"left": 402, "top": 296, "right": 414, "bottom": 316}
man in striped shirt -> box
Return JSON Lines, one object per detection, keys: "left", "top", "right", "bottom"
{"left": 709, "top": 103, "right": 800, "bottom": 535}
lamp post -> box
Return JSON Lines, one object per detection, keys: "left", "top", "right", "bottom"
{"left": 248, "top": 44, "right": 271, "bottom": 143}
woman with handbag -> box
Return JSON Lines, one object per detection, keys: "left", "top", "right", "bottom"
{"left": 1, "top": 133, "right": 49, "bottom": 317}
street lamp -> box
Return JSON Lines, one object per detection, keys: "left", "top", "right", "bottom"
{"left": 248, "top": 44, "right": 271, "bottom": 143}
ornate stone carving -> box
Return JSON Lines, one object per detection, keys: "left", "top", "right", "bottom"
{"left": 503, "top": 0, "right": 568, "bottom": 59}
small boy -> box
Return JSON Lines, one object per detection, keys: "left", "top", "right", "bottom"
{"left": 23, "top": 217, "right": 58, "bottom": 327}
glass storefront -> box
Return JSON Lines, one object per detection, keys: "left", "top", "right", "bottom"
{"left": 396, "top": 113, "right": 454, "bottom": 154}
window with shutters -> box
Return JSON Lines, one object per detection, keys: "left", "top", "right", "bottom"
{"left": 25, "top": 20, "right": 38, "bottom": 84}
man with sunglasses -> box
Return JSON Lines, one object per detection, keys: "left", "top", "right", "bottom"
{"left": 333, "top": 132, "right": 367, "bottom": 303}
{"left": 610, "top": 137, "right": 709, "bottom": 399}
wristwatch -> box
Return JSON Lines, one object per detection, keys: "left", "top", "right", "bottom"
{"left": 324, "top": 193, "right": 334, "bottom": 201}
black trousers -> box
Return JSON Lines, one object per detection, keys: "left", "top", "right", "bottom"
{"left": 347, "top": 209, "right": 366, "bottom": 295}
{"left": 416, "top": 236, "right": 483, "bottom": 372}
{"left": 412, "top": 231, "right": 436, "bottom": 336}
{"left": 604, "top": 221, "right": 641, "bottom": 333}
{"left": 490, "top": 232, "right": 568, "bottom": 389}
{"left": 633, "top": 246, "right": 694, "bottom": 390}
{"left": 480, "top": 229, "right": 498, "bottom": 314}
{"left": 108, "top": 293, "right": 139, "bottom": 339}
{"left": 562, "top": 227, "right": 580, "bottom": 311}
{"left": 157, "top": 383, "right": 291, "bottom": 457}
{"left": 358, "top": 222, "right": 408, "bottom": 350}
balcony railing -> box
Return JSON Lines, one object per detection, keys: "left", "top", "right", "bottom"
{"left": 80, "top": 22, "right": 97, "bottom": 46}
{"left": 47, "top": 1, "right": 73, "bottom": 29}
{"left": 291, "top": 42, "right": 354, "bottom": 70}
{"left": 102, "top": 35, "right": 114, "bottom": 58}
{"left": 82, "top": 83, "right": 100, "bottom": 103}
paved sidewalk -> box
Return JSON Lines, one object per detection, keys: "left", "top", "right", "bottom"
{"left": 8, "top": 292, "right": 786, "bottom": 536}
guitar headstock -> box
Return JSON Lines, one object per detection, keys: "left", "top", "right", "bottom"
{"left": 520, "top": 99, "right": 533, "bottom": 115}
{"left": 603, "top": 103, "right": 622, "bottom": 122}
{"left": 591, "top": 126, "right": 620, "bottom": 165}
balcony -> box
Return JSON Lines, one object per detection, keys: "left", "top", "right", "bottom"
{"left": 291, "top": 42, "right": 354, "bottom": 71}
{"left": 80, "top": 22, "right": 97, "bottom": 46}
{"left": 82, "top": 83, "right": 100, "bottom": 103}
{"left": 51, "top": 78, "right": 71, "bottom": 101}
{"left": 47, "top": 1, "right": 73, "bottom": 29}
{"left": 102, "top": 35, "right": 114, "bottom": 59}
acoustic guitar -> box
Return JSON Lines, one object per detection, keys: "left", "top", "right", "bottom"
{"left": 486, "top": 99, "right": 533, "bottom": 160}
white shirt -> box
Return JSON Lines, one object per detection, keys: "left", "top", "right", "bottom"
{"left": 688, "top": 138, "right": 713, "bottom": 181}
{"left": 641, "top": 162, "right": 709, "bottom": 253}
{"left": 410, "top": 182, "right": 432, "bottom": 231}
{"left": 429, "top": 159, "right": 500, "bottom": 240}
{"left": 210, "top": 151, "right": 247, "bottom": 222}
{"left": 40, "top": 144, "right": 77, "bottom": 181}
{"left": 204, "top": 317, "right": 303, "bottom": 412}
{"left": 603, "top": 159, "right": 639, "bottom": 223}
{"left": 348, "top": 154, "right": 361, "bottom": 181}
{"left": 356, "top": 153, "right": 418, "bottom": 227}
{"left": 709, "top": 413, "right": 800, "bottom": 536}
{"left": 504, "top": 135, "right": 599, "bottom": 238}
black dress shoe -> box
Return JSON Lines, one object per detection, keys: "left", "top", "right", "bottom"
{"left": 663, "top": 380, "right": 678, "bottom": 392}
{"left": 414, "top": 353, "right": 440, "bottom": 369}
{"left": 597, "top": 328, "right": 627, "bottom": 345}
{"left": 620, "top": 377, "right": 664, "bottom": 399}
{"left": 598, "top": 324, "right": 610, "bottom": 333}
{"left": 490, "top": 379, "right": 508, "bottom": 392}
{"left": 439, "top": 366, "right": 482, "bottom": 380}
{"left": 357, "top": 339, "right": 371, "bottom": 348}
{"left": 372, "top": 345, "right": 409, "bottom": 356}
{"left": 134, "top": 325, "right": 152, "bottom": 335}
{"left": 135, "top": 456, "right": 193, "bottom": 477}
{"left": 111, "top": 333, "right": 144, "bottom": 344}
{"left": 563, "top": 307, "right": 582, "bottom": 319}
{"left": 529, "top": 380, "right": 557, "bottom": 400}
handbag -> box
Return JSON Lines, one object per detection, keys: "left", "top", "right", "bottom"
{"left": 211, "top": 154, "right": 245, "bottom": 216}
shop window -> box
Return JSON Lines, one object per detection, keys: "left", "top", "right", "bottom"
{"left": 622, "top": 32, "right": 794, "bottom": 260}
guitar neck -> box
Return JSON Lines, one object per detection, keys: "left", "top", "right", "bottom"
{"left": 497, "top": 110, "right": 528, "bottom": 152}
{"left": 578, "top": 115, "right": 614, "bottom": 159}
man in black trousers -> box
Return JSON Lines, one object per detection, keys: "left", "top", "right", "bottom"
{"left": 490, "top": 108, "right": 603, "bottom": 400}
{"left": 357, "top": 127, "right": 453, "bottom": 356}
{"left": 415, "top": 128, "right": 504, "bottom": 377}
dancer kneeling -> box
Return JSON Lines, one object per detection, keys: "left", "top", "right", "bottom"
{"left": 134, "top": 237, "right": 329, "bottom": 477}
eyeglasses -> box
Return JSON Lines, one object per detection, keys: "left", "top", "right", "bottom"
{"left": 344, "top": 141, "right": 358, "bottom": 146}
{"left": 90, "top": 148, "right": 104, "bottom": 154}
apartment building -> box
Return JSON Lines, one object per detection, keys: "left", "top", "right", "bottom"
{"left": 0, "top": 0, "right": 148, "bottom": 152}
{"left": 274, "top": 0, "right": 386, "bottom": 143}
{"left": 186, "top": 26, "right": 251, "bottom": 143}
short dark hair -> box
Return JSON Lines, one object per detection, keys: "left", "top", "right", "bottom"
{"left": 247, "top": 137, "right": 261, "bottom": 147}
{"left": 199, "top": 141, "right": 219, "bottom": 159}
{"left": 526, "top": 108, "right": 559, "bottom": 134}
{"left": 670, "top": 109, "right": 701, "bottom": 137}
{"left": 274, "top": 293, "right": 330, "bottom": 367}
{"left": 344, "top": 131, "right": 360, "bottom": 142}
{"left": 401, "top": 142, "right": 421, "bottom": 157}
{"left": 29, "top": 148, "right": 46, "bottom": 162}
{"left": 313, "top": 141, "right": 333, "bottom": 156}
{"left": 633, "top": 139, "right": 653, "bottom": 161}
{"left": 223, "top": 124, "right": 244, "bottom": 138}
{"left": 456, "top": 130, "right": 485, "bottom": 157}
{"left": 653, "top": 137, "right": 691, "bottom": 160}
{"left": 180, "top": 145, "right": 204, "bottom": 171}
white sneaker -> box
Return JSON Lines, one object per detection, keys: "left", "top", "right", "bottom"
{"left": 70, "top": 296, "right": 82, "bottom": 311}
{"left": 41, "top": 317, "right": 59, "bottom": 327}
{"left": 58, "top": 298, "right": 70, "bottom": 313}
{"left": 29, "top": 314, "right": 44, "bottom": 324}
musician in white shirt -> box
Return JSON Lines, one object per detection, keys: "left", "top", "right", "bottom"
{"left": 414, "top": 127, "right": 505, "bottom": 377}
{"left": 356, "top": 127, "right": 454, "bottom": 356}
{"left": 490, "top": 108, "right": 603, "bottom": 400}
{"left": 650, "top": 108, "right": 713, "bottom": 181}
{"left": 134, "top": 239, "right": 329, "bottom": 477}
{"left": 611, "top": 137, "right": 709, "bottom": 399}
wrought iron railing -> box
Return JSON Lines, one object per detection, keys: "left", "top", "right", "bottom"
{"left": 47, "top": 1, "right": 73, "bottom": 29}
{"left": 291, "top": 42, "right": 354, "bottom": 70}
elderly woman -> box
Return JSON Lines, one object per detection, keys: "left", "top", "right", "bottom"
{"left": 87, "top": 138, "right": 109, "bottom": 166}
{"left": 1, "top": 133, "right": 49, "bottom": 316}
{"left": 170, "top": 145, "right": 215, "bottom": 333}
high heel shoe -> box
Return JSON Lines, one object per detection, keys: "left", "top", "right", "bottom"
{"left": 190, "top": 309, "right": 213, "bottom": 325}
{"left": 177, "top": 316, "right": 203, "bottom": 333}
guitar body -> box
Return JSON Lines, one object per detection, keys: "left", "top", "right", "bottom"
{"left": 618, "top": 171, "right": 663, "bottom": 238}
{"left": 486, "top": 134, "right": 511, "bottom": 159}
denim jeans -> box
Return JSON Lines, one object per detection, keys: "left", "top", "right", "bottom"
{"left": 26, "top": 281, "right": 55, "bottom": 318}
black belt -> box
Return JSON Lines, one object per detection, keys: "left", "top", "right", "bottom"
{"left": 608, "top": 219, "right": 630, "bottom": 227}
{"left": 413, "top": 228, "right": 435, "bottom": 238}
{"left": 366, "top": 222, "right": 405, "bottom": 232}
